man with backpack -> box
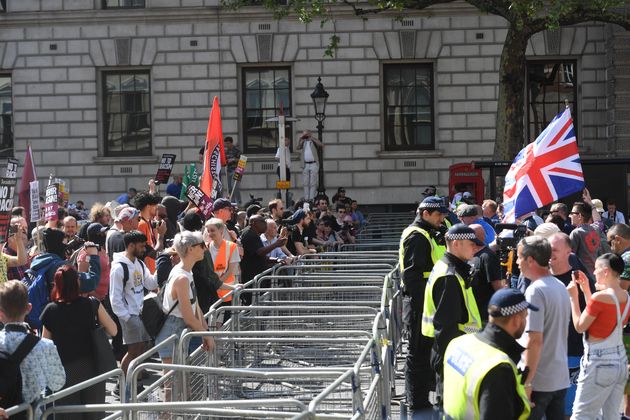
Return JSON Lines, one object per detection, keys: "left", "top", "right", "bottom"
{"left": 109, "top": 230, "right": 158, "bottom": 395}
{"left": 0, "top": 280, "right": 65, "bottom": 415}
{"left": 25, "top": 228, "right": 101, "bottom": 331}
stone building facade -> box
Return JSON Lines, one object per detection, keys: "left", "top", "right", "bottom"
{"left": 0, "top": 0, "right": 624, "bottom": 205}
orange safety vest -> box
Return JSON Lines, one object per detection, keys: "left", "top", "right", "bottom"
{"left": 214, "top": 240, "right": 238, "bottom": 302}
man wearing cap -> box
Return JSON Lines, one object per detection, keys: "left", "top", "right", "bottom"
{"left": 457, "top": 204, "right": 496, "bottom": 246}
{"left": 286, "top": 209, "right": 317, "bottom": 256}
{"left": 398, "top": 196, "right": 448, "bottom": 411}
{"left": 421, "top": 223, "right": 483, "bottom": 402}
{"left": 443, "top": 288, "right": 534, "bottom": 419}
{"left": 107, "top": 206, "right": 140, "bottom": 262}
{"left": 517, "top": 236, "right": 570, "bottom": 420}
{"left": 212, "top": 198, "right": 238, "bottom": 242}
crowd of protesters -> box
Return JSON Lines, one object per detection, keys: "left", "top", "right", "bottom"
{"left": 401, "top": 185, "right": 630, "bottom": 420}
{"left": 0, "top": 177, "right": 368, "bottom": 415}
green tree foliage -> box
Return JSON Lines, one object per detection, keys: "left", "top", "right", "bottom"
{"left": 223, "top": 0, "right": 630, "bottom": 159}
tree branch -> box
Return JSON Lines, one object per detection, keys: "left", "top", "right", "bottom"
{"left": 341, "top": 0, "right": 457, "bottom": 16}
{"left": 530, "top": 7, "right": 630, "bottom": 33}
{"left": 341, "top": 0, "right": 392, "bottom": 16}
{"left": 465, "top": 0, "right": 512, "bottom": 22}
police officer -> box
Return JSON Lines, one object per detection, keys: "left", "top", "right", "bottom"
{"left": 443, "top": 288, "right": 535, "bottom": 420}
{"left": 399, "top": 196, "right": 448, "bottom": 411}
{"left": 422, "top": 224, "right": 484, "bottom": 401}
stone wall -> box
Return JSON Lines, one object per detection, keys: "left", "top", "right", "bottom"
{"left": 0, "top": 1, "right": 612, "bottom": 204}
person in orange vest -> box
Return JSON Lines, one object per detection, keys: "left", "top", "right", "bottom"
{"left": 205, "top": 217, "right": 241, "bottom": 323}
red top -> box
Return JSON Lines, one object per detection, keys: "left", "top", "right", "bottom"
{"left": 586, "top": 298, "right": 630, "bottom": 339}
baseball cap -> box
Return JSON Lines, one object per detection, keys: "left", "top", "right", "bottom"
{"left": 445, "top": 223, "right": 484, "bottom": 246}
{"left": 213, "top": 198, "right": 233, "bottom": 212}
{"left": 457, "top": 204, "right": 478, "bottom": 218}
{"left": 462, "top": 192, "right": 473, "bottom": 199}
{"left": 488, "top": 288, "right": 539, "bottom": 317}
{"left": 591, "top": 199, "right": 604, "bottom": 213}
{"left": 418, "top": 196, "right": 448, "bottom": 214}
{"left": 290, "top": 209, "right": 307, "bottom": 222}
{"left": 115, "top": 207, "right": 140, "bottom": 222}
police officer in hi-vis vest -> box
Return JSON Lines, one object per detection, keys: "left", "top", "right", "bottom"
{"left": 399, "top": 196, "right": 448, "bottom": 411}
{"left": 422, "top": 223, "right": 484, "bottom": 403}
{"left": 443, "top": 288, "right": 536, "bottom": 420}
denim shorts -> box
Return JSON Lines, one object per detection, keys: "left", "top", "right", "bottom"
{"left": 120, "top": 314, "right": 150, "bottom": 345}
{"left": 155, "top": 315, "right": 187, "bottom": 359}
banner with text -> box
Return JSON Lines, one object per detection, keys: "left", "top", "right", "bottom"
{"left": 185, "top": 184, "right": 214, "bottom": 220}
{"left": 30, "top": 180, "right": 40, "bottom": 223}
{"left": 0, "top": 177, "right": 17, "bottom": 243}
{"left": 232, "top": 155, "right": 248, "bottom": 182}
{"left": 155, "top": 153, "right": 176, "bottom": 184}
{"left": 45, "top": 183, "right": 59, "bottom": 221}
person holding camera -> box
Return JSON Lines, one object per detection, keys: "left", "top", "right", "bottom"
{"left": 2, "top": 216, "right": 28, "bottom": 282}
{"left": 296, "top": 130, "right": 323, "bottom": 202}
{"left": 134, "top": 191, "right": 167, "bottom": 274}
{"left": 77, "top": 223, "right": 111, "bottom": 302}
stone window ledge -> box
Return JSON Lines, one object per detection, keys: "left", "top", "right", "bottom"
{"left": 376, "top": 149, "right": 444, "bottom": 159}
{"left": 244, "top": 153, "right": 300, "bottom": 161}
{"left": 93, "top": 155, "right": 160, "bottom": 164}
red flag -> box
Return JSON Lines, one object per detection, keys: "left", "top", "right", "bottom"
{"left": 200, "top": 97, "right": 226, "bottom": 200}
{"left": 18, "top": 145, "right": 37, "bottom": 222}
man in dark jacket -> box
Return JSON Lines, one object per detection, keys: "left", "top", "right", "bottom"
{"left": 443, "top": 288, "right": 535, "bottom": 419}
{"left": 399, "top": 197, "right": 448, "bottom": 411}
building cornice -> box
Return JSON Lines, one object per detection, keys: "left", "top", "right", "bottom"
{"left": 0, "top": 1, "right": 479, "bottom": 28}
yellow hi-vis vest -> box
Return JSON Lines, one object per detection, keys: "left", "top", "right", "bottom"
{"left": 443, "top": 334, "right": 530, "bottom": 420}
{"left": 398, "top": 226, "right": 446, "bottom": 286}
{"left": 421, "top": 260, "right": 481, "bottom": 337}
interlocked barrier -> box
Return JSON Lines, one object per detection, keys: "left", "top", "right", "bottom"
{"left": 11, "top": 213, "right": 412, "bottom": 419}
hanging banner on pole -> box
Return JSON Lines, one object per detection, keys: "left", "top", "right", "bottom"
{"left": 155, "top": 153, "right": 176, "bottom": 184}
{"left": 45, "top": 183, "right": 59, "bottom": 221}
{"left": 30, "top": 180, "right": 40, "bottom": 223}
{"left": 0, "top": 177, "right": 16, "bottom": 243}
{"left": 185, "top": 184, "right": 214, "bottom": 220}
{"left": 5, "top": 158, "right": 18, "bottom": 179}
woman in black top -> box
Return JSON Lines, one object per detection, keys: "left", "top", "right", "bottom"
{"left": 41, "top": 265, "right": 117, "bottom": 419}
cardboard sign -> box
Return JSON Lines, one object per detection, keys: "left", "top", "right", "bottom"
{"left": 155, "top": 153, "right": 176, "bottom": 184}
{"left": 30, "top": 180, "right": 40, "bottom": 223}
{"left": 0, "top": 178, "right": 16, "bottom": 243}
{"left": 185, "top": 184, "right": 213, "bottom": 220}
{"left": 232, "top": 155, "right": 248, "bottom": 182}
{"left": 45, "top": 183, "right": 59, "bottom": 221}
{"left": 5, "top": 158, "right": 18, "bottom": 179}
{"left": 276, "top": 181, "right": 291, "bottom": 190}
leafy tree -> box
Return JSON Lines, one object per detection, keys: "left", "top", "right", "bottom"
{"left": 224, "top": 0, "right": 630, "bottom": 160}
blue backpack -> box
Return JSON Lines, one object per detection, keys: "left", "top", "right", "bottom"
{"left": 23, "top": 256, "right": 67, "bottom": 330}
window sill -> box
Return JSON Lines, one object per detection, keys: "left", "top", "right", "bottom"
{"left": 93, "top": 155, "right": 159, "bottom": 164}
{"left": 244, "top": 153, "right": 300, "bottom": 161}
{"left": 376, "top": 149, "right": 444, "bottom": 158}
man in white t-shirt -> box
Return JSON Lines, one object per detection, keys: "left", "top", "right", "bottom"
{"left": 297, "top": 130, "right": 323, "bottom": 201}
{"left": 603, "top": 201, "right": 626, "bottom": 225}
{"left": 517, "top": 235, "right": 570, "bottom": 420}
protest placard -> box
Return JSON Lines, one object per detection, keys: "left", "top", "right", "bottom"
{"left": 5, "top": 158, "right": 18, "bottom": 179}
{"left": 185, "top": 184, "right": 213, "bottom": 220}
{"left": 155, "top": 153, "right": 176, "bottom": 184}
{"left": 30, "top": 180, "right": 40, "bottom": 223}
{"left": 45, "top": 183, "right": 59, "bottom": 221}
{"left": 232, "top": 155, "right": 248, "bottom": 182}
{"left": 0, "top": 177, "right": 16, "bottom": 243}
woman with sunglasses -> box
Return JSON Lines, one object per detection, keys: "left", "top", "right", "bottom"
{"left": 567, "top": 253, "right": 630, "bottom": 419}
{"left": 155, "top": 231, "right": 213, "bottom": 366}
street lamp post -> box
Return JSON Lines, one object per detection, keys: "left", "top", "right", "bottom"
{"left": 310, "top": 77, "right": 329, "bottom": 194}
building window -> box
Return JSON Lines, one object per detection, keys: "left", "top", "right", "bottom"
{"left": 527, "top": 60, "right": 578, "bottom": 140}
{"left": 0, "top": 75, "right": 12, "bottom": 157}
{"left": 242, "top": 67, "right": 292, "bottom": 154}
{"left": 383, "top": 63, "right": 434, "bottom": 151}
{"left": 102, "top": 71, "right": 151, "bottom": 156}
{"left": 102, "top": 0, "right": 145, "bottom": 8}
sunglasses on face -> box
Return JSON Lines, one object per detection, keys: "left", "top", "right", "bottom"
{"left": 192, "top": 242, "right": 206, "bottom": 249}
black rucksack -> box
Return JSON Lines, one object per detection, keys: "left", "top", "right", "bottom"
{"left": 0, "top": 334, "right": 40, "bottom": 409}
{"left": 120, "top": 261, "right": 178, "bottom": 340}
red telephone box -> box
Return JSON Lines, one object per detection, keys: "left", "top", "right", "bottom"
{"left": 448, "top": 163, "right": 484, "bottom": 204}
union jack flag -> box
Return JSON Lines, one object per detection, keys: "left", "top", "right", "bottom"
{"left": 502, "top": 108, "right": 584, "bottom": 222}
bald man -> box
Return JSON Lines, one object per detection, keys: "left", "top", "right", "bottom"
{"left": 470, "top": 224, "right": 505, "bottom": 321}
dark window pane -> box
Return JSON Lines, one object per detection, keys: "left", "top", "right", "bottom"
{"left": 527, "top": 60, "right": 577, "bottom": 141}
{"left": 242, "top": 67, "right": 292, "bottom": 153}
{"left": 103, "top": 0, "right": 145, "bottom": 8}
{"left": 103, "top": 71, "right": 151, "bottom": 156}
{"left": 383, "top": 63, "right": 434, "bottom": 150}
{"left": 0, "top": 75, "right": 13, "bottom": 157}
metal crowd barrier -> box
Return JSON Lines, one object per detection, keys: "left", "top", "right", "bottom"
{"left": 9, "top": 217, "right": 410, "bottom": 419}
